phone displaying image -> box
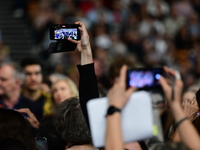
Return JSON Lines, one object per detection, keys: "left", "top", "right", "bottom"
{"left": 50, "top": 24, "right": 81, "bottom": 40}
{"left": 126, "top": 68, "right": 164, "bottom": 90}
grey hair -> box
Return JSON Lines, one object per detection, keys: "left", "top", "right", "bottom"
{"left": 0, "top": 61, "right": 24, "bottom": 84}
{"left": 54, "top": 97, "right": 92, "bottom": 145}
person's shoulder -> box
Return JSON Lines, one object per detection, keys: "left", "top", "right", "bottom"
{"left": 17, "top": 94, "right": 34, "bottom": 108}
{"left": 41, "top": 90, "right": 53, "bottom": 116}
{"left": 41, "top": 90, "right": 51, "bottom": 98}
{"left": 41, "top": 90, "right": 51, "bottom": 104}
{"left": 0, "top": 97, "right": 6, "bottom": 108}
{"left": 19, "top": 93, "right": 30, "bottom": 102}
{"left": 0, "top": 96, "right": 3, "bottom": 102}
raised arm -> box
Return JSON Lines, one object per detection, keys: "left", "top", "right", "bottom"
{"left": 68, "top": 22, "right": 99, "bottom": 126}
{"left": 159, "top": 66, "right": 200, "bottom": 150}
{"left": 105, "top": 65, "right": 135, "bottom": 150}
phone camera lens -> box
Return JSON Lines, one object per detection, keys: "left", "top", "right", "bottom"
{"left": 155, "top": 74, "right": 161, "bottom": 80}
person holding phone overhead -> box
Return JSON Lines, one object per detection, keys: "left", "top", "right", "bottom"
{"left": 105, "top": 66, "right": 200, "bottom": 150}
{"left": 69, "top": 21, "right": 148, "bottom": 150}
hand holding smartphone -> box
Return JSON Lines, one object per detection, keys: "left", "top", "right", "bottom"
{"left": 48, "top": 24, "right": 81, "bottom": 53}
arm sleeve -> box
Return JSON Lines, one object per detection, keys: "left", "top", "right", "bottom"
{"left": 77, "top": 63, "right": 99, "bottom": 127}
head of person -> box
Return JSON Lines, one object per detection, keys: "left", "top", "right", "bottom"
{"left": 37, "top": 116, "right": 67, "bottom": 150}
{"left": 182, "top": 89, "right": 198, "bottom": 108}
{"left": 51, "top": 77, "right": 79, "bottom": 106}
{"left": 108, "top": 55, "right": 136, "bottom": 88}
{"left": 152, "top": 142, "right": 189, "bottom": 150}
{"left": 182, "top": 88, "right": 200, "bottom": 134}
{"left": 0, "top": 108, "right": 37, "bottom": 150}
{"left": 20, "top": 57, "right": 43, "bottom": 92}
{"left": 0, "top": 62, "right": 24, "bottom": 96}
{"left": 41, "top": 73, "right": 67, "bottom": 93}
{"left": 195, "top": 88, "right": 200, "bottom": 108}
{"left": 48, "top": 73, "right": 67, "bottom": 83}
{"left": 54, "top": 98, "right": 92, "bottom": 146}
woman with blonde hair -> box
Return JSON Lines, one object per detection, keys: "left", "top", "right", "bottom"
{"left": 37, "top": 75, "right": 79, "bottom": 150}
{"left": 51, "top": 76, "right": 79, "bottom": 111}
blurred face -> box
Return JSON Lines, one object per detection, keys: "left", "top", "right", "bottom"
{"left": 0, "top": 65, "right": 18, "bottom": 95}
{"left": 23, "top": 65, "right": 42, "bottom": 91}
{"left": 182, "top": 91, "right": 198, "bottom": 108}
{"left": 52, "top": 80, "right": 73, "bottom": 105}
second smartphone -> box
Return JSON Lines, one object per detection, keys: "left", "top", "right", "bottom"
{"left": 126, "top": 67, "right": 164, "bottom": 90}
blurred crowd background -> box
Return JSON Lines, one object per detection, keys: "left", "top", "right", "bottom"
{"left": 0, "top": 0, "right": 200, "bottom": 90}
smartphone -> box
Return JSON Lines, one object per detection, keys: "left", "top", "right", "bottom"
{"left": 50, "top": 24, "right": 81, "bottom": 40}
{"left": 126, "top": 67, "right": 164, "bottom": 90}
{"left": 35, "top": 137, "right": 48, "bottom": 150}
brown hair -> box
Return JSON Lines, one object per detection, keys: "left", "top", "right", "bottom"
{"left": 0, "top": 109, "right": 37, "bottom": 150}
{"left": 108, "top": 55, "right": 136, "bottom": 86}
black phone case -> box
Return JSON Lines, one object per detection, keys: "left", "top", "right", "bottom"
{"left": 48, "top": 41, "right": 77, "bottom": 53}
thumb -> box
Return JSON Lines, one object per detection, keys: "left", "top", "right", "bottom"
{"left": 126, "top": 87, "right": 136, "bottom": 99}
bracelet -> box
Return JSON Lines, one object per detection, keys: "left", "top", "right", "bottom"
{"left": 105, "top": 106, "right": 121, "bottom": 117}
{"left": 174, "top": 117, "right": 189, "bottom": 129}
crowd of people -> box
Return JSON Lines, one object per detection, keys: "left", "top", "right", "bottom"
{"left": 0, "top": 0, "right": 200, "bottom": 150}
{"left": 8, "top": 0, "right": 200, "bottom": 91}
{"left": 0, "top": 20, "right": 199, "bottom": 150}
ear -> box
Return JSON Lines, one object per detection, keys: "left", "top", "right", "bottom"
{"left": 15, "top": 79, "right": 22, "bottom": 87}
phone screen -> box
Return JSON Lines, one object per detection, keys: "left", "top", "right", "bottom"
{"left": 50, "top": 24, "right": 80, "bottom": 40}
{"left": 54, "top": 28, "right": 79, "bottom": 40}
{"left": 126, "top": 68, "right": 164, "bottom": 89}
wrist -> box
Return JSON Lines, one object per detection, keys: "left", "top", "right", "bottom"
{"left": 106, "top": 105, "right": 121, "bottom": 117}
{"left": 170, "top": 100, "right": 182, "bottom": 110}
{"left": 174, "top": 117, "right": 189, "bottom": 129}
{"left": 109, "top": 102, "right": 124, "bottom": 110}
{"left": 81, "top": 47, "right": 92, "bottom": 55}
{"left": 171, "top": 102, "right": 186, "bottom": 119}
{"left": 81, "top": 46, "right": 93, "bottom": 65}
{"left": 81, "top": 43, "right": 91, "bottom": 50}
